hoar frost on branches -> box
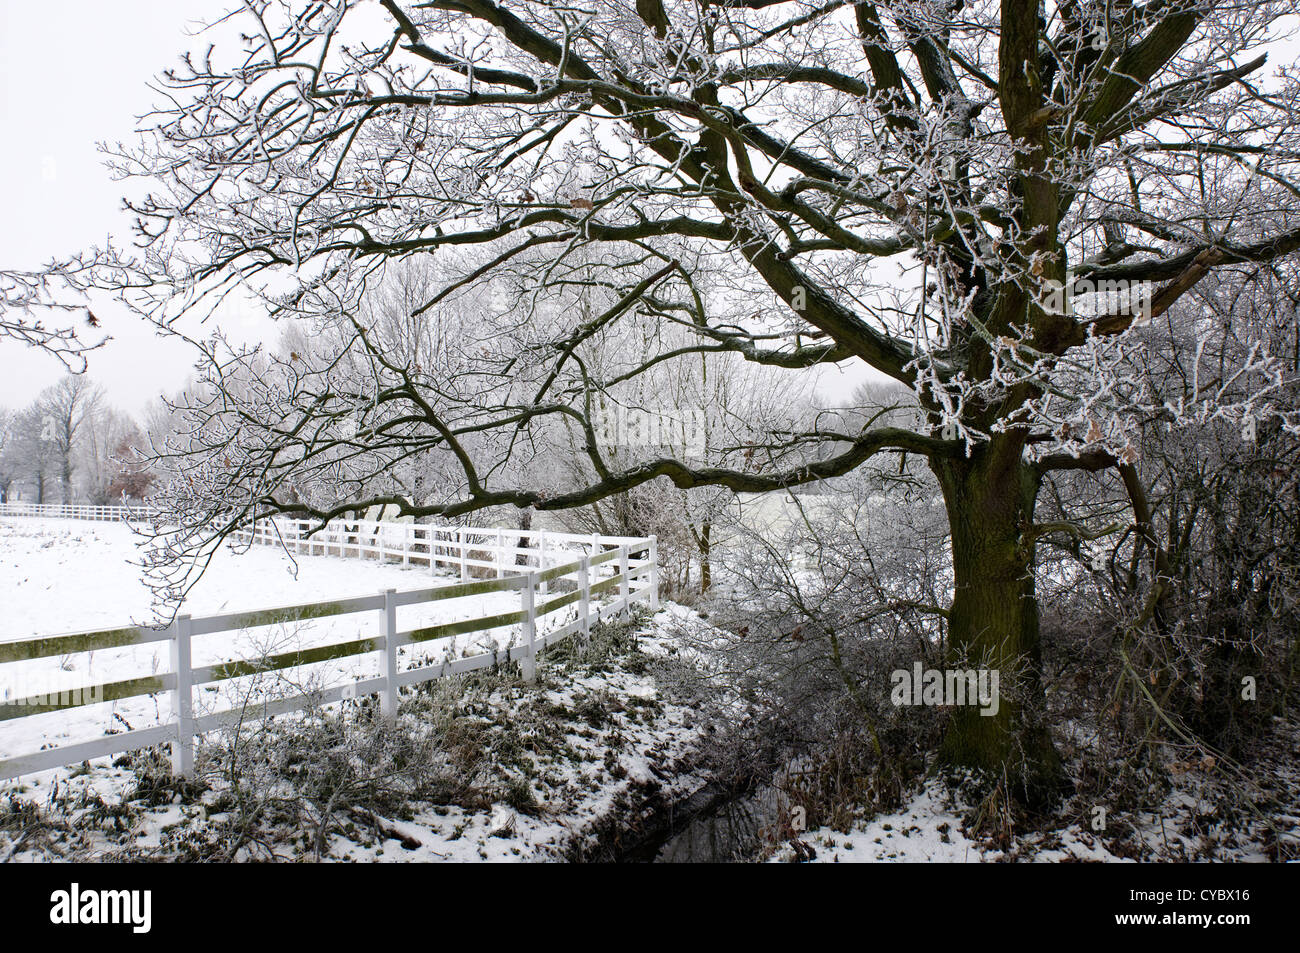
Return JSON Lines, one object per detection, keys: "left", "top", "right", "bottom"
{"left": 13, "top": 0, "right": 1300, "bottom": 803}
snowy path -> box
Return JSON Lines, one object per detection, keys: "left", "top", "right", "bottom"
{"left": 0, "top": 517, "right": 563, "bottom": 760}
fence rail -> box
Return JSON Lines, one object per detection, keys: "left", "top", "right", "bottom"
{"left": 0, "top": 504, "right": 659, "bottom": 782}
{"left": 0, "top": 502, "right": 152, "bottom": 522}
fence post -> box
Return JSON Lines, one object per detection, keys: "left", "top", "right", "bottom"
{"left": 538, "top": 529, "right": 549, "bottom": 595}
{"left": 381, "top": 589, "right": 398, "bottom": 717}
{"left": 496, "top": 527, "right": 505, "bottom": 578}
{"left": 648, "top": 535, "right": 660, "bottom": 611}
{"left": 459, "top": 528, "right": 468, "bottom": 582}
{"left": 579, "top": 555, "right": 592, "bottom": 638}
{"left": 170, "top": 614, "right": 194, "bottom": 778}
{"left": 520, "top": 571, "right": 537, "bottom": 682}
{"left": 618, "top": 545, "right": 630, "bottom": 615}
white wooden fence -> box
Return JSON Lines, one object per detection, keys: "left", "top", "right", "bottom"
{"left": 0, "top": 501, "right": 151, "bottom": 521}
{"left": 0, "top": 504, "right": 659, "bottom": 782}
{"left": 229, "top": 514, "right": 654, "bottom": 591}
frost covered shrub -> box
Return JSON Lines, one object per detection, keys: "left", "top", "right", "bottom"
{"left": 191, "top": 698, "right": 470, "bottom": 860}
{"left": 673, "top": 461, "right": 952, "bottom": 823}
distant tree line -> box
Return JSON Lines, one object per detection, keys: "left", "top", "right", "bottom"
{"left": 0, "top": 375, "right": 153, "bottom": 505}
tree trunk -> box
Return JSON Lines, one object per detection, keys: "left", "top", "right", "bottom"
{"left": 931, "top": 436, "right": 1066, "bottom": 806}
{"left": 698, "top": 521, "right": 712, "bottom": 593}
{"left": 515, "top": 506, "right": 533, "bottom": 566}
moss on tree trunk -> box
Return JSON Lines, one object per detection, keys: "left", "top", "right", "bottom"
{"left": 931, "top": 436, "right": 1067, "bottom": 807}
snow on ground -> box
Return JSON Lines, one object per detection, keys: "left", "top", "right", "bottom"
{"left": 770, "top": 716, "right": 1300, "bottom": 863}
{"left": 0, "top": 516, "right": 600, "bottom": 761}
{"left": 768, "top": 780, "right": 1123, "bottom": 863}
{"left": 770, "top": 781, "right": 994, "bottom": 863}
{"left": 0, "top": 608, "right": 722, "bottom": 863}
{"left": 0, "top": 517, "right": 722, "bottom": 863}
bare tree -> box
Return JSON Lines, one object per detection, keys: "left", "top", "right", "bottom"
{"left": 0, "top": 408, "right": 16, "bottom": 502}
{"left": 8, "top": 405, "right": 55, "bottom": 503}
{"left": 1036, "top": 262, "right": 1300, "bottom": 755}
{"left": 36, "top": 376, "right": 101, "bottom": 505}
{"left": 78, "top": 405, "right": 145, "bottom": 503}
{"left": 27, "top": 0, "right": 1300, "bottom": 802}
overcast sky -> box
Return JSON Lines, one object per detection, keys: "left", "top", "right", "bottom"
{"left": 0, "top": 1, "right": 268, "bottom": 417}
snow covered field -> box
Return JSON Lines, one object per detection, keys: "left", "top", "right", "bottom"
{"left": 0, "top": 605, "right": 718, "bottom": 863}
{"left": 0, "top": 517, "right": 556, "bottom": 761}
